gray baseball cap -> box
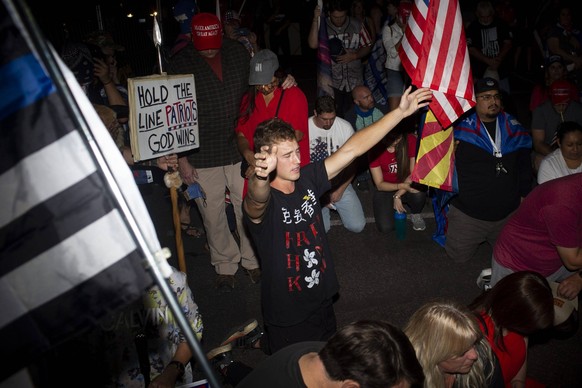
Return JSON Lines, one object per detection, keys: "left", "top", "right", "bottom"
{"left": 249, "top": 49, "right": 279, "bottom": 85}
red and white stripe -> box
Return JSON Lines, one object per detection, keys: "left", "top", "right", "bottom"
{"left": 399, "top": 0, "right": 475, "bottom": 128}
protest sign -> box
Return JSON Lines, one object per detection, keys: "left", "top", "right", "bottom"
{"left": 128, "top": 74, "right": 199, "bottom": 161}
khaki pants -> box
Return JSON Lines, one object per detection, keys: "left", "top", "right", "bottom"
{"left": 194, "top": 163, "right": 258, "bottom": 275}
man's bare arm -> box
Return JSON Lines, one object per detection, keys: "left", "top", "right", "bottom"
{"left": 324, "top": 87, "right": 432, "bottom": 180}
{"left": 243, "top": 145, "right": 278, "bottom": 222}
{"left": 557, "top": 245, "right": 582, "bottom": 270}
{"left": 244, "top": 174, "right": 271, "bottom": 222}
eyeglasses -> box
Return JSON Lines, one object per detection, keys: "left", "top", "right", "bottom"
{"left": 477, "top": 94, "right": 502, "bottom": 101}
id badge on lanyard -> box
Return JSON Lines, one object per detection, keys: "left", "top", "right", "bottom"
{"left": 483, "top": 119, "right": 507, "bottom": 176}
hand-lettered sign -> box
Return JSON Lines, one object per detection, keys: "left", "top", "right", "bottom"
{"left": 128, "top": 74, "right": 199, "bottom": 161}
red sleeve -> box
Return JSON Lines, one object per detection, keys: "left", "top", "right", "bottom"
{"left": 285, "top": 88, "right": 308, "bottom": 135}
{"left": 281, "top": 87, "right": 310, "bottom": 165}
{"left": 235, "top": 93, "right": 251, "bottom": 135}
{"left": 368, "top": 142, "right": 384, "bottom": 167}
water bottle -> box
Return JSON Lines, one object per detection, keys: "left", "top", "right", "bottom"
{"left": 394, "top": 211, "right": 407, "bottom": 240}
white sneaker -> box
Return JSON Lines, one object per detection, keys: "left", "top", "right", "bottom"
{"left": 411, "top": 213, "right": 426, "bottom": 231}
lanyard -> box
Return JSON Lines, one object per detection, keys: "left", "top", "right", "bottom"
{"left": 481, "top": 119, "right": 507, "bottom": 175}
{"left": 482, "top": 119, "right": 502, "bottom": 158}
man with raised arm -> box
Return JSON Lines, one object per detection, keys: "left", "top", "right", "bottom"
{"left": 242, "top": 86, "right": 431, "bottom": 354}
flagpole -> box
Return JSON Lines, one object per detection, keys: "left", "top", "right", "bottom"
{"left": 153, "top": 12, "right": 188, "bottom": 276}
{"left": 238, "top": 0, "right": 247, "bottom": 16}
{"left": 153, "top": 15, "right": 164, "bottom": 76}
{"left": 6, "top": 1, "right": 221, "bottom": 386}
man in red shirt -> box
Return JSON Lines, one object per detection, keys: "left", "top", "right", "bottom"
{"left": 491, "top": 173, "right": 582, "bottom": 301}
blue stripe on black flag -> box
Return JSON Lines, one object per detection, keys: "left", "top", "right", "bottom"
{"left": 0, "top": 1, "right": 152, "bottom": 380}
{"left": 0, "top": 57, "right": 62, "bottom": 172}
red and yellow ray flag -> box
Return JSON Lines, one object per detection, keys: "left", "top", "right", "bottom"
{"left": 413, "top": 110, "right": 457, "bottom": 191}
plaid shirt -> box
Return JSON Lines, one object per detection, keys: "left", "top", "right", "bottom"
{"left": 167, "top": 39, "right": 250, "bottom": 168}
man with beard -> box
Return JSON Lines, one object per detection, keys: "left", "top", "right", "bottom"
{"left": 445, "top": 77, "right": 532, "bottom": 263}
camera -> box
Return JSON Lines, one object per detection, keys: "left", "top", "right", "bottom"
{"left": 86, "top": 43, "right": 105, "bottom": 62}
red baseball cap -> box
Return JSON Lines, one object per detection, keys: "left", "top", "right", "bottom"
{"left": 191, "top": 13, "right": 223, "bottom": 51}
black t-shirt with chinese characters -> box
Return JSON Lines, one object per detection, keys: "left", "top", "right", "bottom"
{"left": 244, "top": 162, "right": 339, "bottom": 326}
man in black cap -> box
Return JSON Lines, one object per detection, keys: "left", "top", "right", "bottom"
{"left": 445, "top": 77, "right": 533, "bottom": 263}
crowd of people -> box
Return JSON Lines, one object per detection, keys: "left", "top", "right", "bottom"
{"left": 31, "top": 0, "right": 582, "bottom": 387}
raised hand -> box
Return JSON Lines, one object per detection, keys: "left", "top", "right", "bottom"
{"left": 254, "top": 145, "right": 278, "bottom": 180}
{"left": 398, "top": 86, "right": 432, "bottom": 117}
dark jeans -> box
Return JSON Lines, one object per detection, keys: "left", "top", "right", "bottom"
{"left": 373, "top": 188, "right": 426, "bottom": 233}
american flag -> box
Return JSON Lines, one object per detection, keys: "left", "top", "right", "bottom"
{"left": 0, "top": 0, "right": 156, "bottom": 379}
{"left": 400, "top": 0, "right": 474, "bottom": 129}
{"left": 399, "top": 0, "right": 474, "bottom": 191}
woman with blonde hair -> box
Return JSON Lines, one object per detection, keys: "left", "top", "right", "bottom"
{"left": 404, "top": 300, "right": 499, "bottom": 388}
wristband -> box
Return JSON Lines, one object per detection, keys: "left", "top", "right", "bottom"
{"left": 167, "top": 360, "right": 185, "bottom": 378}
{"left": 393, "top": 194, "right": 401, "bottom": 200}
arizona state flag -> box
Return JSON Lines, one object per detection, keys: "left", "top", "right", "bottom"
{"left": 412, "top": 110, "right": 457, "bottom": 191}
